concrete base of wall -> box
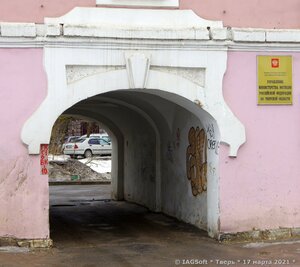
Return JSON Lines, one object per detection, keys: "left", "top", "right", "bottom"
{"left": 0, "top": 237, "right": 53, "bottom": 248}
{"left": 219, "top": 227, "right": 300, "bottom": 243}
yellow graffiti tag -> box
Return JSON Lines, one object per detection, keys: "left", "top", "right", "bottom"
{"left": 186, "top": 127, "right": 207, "bottom": 196}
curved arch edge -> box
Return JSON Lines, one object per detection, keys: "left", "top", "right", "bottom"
{"left": 21, "top": 67, "right": 246, "bottom": 157}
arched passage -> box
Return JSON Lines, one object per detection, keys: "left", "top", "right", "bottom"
{"left": 45, "top": 89, "right": 221, "bottom": 238}
{"left": 21, "top": 8, "right": 246, "bottom": 239}
{"left": 21, "top": 63, "right": 244, "bottom": 238}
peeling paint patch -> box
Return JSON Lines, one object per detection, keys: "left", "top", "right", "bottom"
{"left": 0, "top": 156, "right": 32, "bottom": 196}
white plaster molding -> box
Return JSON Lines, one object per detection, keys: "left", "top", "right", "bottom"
{"left": 35, "top": 24, "right": 46, "bottom": 36}
{"left": 21, "top": 47, "right": 245, "bottom": 157}
{"left": 125, "top": 53, "right": 151, "bottom": 89}
{"left": 45, "top": 7, "right": 222, "bottom": 28}
{"left": 62, "top": 24, "right": 210, "bottom": 40}
{"left": 0, "top": 22, "right": 36, "bottom": 37}
{"left": 43, "top": 7, "right": 222, "bottom": 40}
{"left": 96, "top": 0, "right": 179, "bottom": 8}
{"left": 210, "top": 28, "right": 229, "bottom": 41}
{"left": 66, "top": 65, "right": 125, "bottom": 84}
{"left": 3, "top": 22, "right": 300, "bottom": 49}
{"left": 46, "top": 24, "right": 61, "bottom": 36}
{"left": 21, "top": 8, "right": 245, "bottom": 158}
{"left": 5, "top": 36, "right": 300, "bottom": 53}
{"left": 151, "top": 66, "right": 206, "bottom": 87}
{"left": 231, "top": 28, "right": 266, "bottom": 42}
{"left": 266, "top": 29, "right": 300, "bottom": 43}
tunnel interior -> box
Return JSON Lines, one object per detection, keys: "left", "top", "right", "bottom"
{"left": 48, "top": 90, "right": 220, "bottom": 236}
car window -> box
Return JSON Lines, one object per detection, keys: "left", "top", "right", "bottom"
{"left": 69, "top": 137, "right": 80, "bottom": 142}
{"left": 99, "top": 139, "right": 109, "bottom": 145}
{"left": 88, "top": 139, "right": 100, "bottom": 145}
{"left": 102, "top": 136, "right": 111, "bottom": 142}
{"left": 76, "top": 138, "right": 86, "bottom": 143}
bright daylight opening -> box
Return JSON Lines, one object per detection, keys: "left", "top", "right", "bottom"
{"left": 48, "top": 115, "right": 112, "bottom": 184}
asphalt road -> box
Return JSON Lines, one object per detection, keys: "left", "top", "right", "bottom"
{"left": 0, "top": 184, "right": 299, "bottom": 267}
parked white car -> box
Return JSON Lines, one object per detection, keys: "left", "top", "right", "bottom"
{"left": 80, "top": 133, "right": 111, "bottom": 143}
{"left": 61, "top": 135, "right": 81, "bottom": 150}
{"left": 63, "top": 137, "right": 112, "bottom": 158}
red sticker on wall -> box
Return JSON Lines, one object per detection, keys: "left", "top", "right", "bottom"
{"left": 40, "top": 144, "right": 49, "bottom": 175}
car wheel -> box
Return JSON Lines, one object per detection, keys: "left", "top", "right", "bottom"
{"left": 84, "top": 149, "right": 93, "bottom": 158}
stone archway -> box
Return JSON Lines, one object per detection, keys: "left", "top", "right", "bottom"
{"left": 21, "top": 7, "right": 245, "bottom": 238}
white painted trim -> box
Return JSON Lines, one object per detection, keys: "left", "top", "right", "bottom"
{"left": 210, "top": 28, "right": 229, "bottom": 41}
{"left": 0, "top": 22, "right": 36, "bottom": 37}
{"left": 266, "top": 29, "right": 300, "bottom": 42}
{"left": 4, "top": 37, "right": 300, "bottom": 53}
{"left": 21, "top": 46, "right": 245, "bottom": 156}
{"left": 231, "top": 28, "right": 266, "bottom": 42}
{"left": 96, "top": 0, "right": 179, "bottom": 8}
{"left": 62, "top": 24, "right": 210, "bottom": 40}
{"left": 2, "top": 19, "right": 300, "bottom": 50}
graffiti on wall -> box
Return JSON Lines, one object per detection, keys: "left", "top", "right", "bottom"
{"left": 206, "top": 123, "right": 219, "bottom": 155}
{"left": 166, "top": 128, "right": 181, "bottom": 163}
{"left": 186, "top": 127, "right": 207, "bottom": 196}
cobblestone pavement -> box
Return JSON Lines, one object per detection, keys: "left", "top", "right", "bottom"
{"left": 0, "top": 184, "right": 299, "bottom": 267}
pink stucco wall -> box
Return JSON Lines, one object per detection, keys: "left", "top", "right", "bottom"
{"left": 0, "top": 0, "right": 300, "bottom": 29}
{"left": 180, "top": 0, "right": 300, "bottom": 29}
{"left": 0, "top": 0, "right": 94, "bottom": 23}
{"left": 220, "top": 51, "right": 300, "bottom": 232}
{"left": 0, "top": 49, "right": 49, "bottom": 239}
{"left": 1, "top": 47, "right": 300, "bottom": 238}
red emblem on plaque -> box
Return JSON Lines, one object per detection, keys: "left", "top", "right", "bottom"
{"left": 271, "top": 58, "right": 279, "bottom": 68}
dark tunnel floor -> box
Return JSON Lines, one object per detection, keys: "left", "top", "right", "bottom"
{"left": 0, "top": 184, "right": 298, "bottom": 267}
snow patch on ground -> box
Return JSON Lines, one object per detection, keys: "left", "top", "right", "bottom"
{"left": 79, "top": 158, "right": 111, "bottom": 174}
{"left": 48, "top": 154, "right": 112, "bottom": 182}
{"left": 48, "top": 154, "right": 70, "bottom": 162}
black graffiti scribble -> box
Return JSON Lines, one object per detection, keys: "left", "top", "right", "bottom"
{"left": 186, "top": 127, "right": 207, "bottom": 196}
{"left": 206, "top": 124, "right": 215, "bottom": 139}
{"left": 206, "top": 123, "right": 219, "bottom": 155}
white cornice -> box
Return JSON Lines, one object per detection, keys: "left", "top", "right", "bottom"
{"left": 2, "top": 36, "right": 300, "bottom": 53}
{"left": 1, "top": 19, "right": 300, "bottom": 51}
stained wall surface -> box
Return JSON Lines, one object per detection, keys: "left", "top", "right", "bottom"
{"left": 220, "top": 51, "right": 300, "bottom": 232}
{"left": 0, "top": 49, "right": 49, "bottom": 238}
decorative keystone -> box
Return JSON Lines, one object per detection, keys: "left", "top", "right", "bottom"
{"left": 125, "top": 53, "right": 151, "bottom": 89}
